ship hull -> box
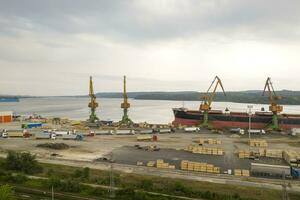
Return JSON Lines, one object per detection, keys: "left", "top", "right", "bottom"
{"left": 172, "top": 108, "right": 300, "bottom": 130}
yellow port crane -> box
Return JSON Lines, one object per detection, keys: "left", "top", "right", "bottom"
{"left": 199, "top": 76, "right": 226, "bottom": 127}
{"left": 120, "top": 76, "right": 133, "bottom": 126}
{"left": 262, "top": 77, "right": 283, "bottom": 131}
{"left": 88, "top": 76, "right": 99, "bottom": 123}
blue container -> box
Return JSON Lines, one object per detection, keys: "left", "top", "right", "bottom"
{"left": 22, "top": 123, "right": 42, "bottom": 129}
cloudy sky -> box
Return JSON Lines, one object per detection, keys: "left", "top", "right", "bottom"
{"left": 1, "top": 0, "right": 300, "bottom": 96}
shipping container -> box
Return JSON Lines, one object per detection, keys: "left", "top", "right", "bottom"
{"left": 54, "top": 131, "right": 70, "bottom": 136}
{"left": 95, "top": 130, "right": 113, "bottom": 135}
{"left": 34, "top": 133, "right": 55, "bottom": 139}
{"left": 22, "top": 123, "right": 42, "bottom": 129}
{"left": 139, "top": 129, "right": 153, "bottom": 134}
{"left": 7, "top": 131, "right": 24, "bottom": 137}
{"left": 114, "top": 129, "right": 135, "bottom": 135}
{"left": 0, "top": 111, "right": 13, "bottom": 123}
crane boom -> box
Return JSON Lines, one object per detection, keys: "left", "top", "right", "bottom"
{"left": 200, "top": 76, "right": 226, "bottom": 111}
{"left": 262, "top": 77, "right": 282, "bottom": 131}
{"left": 200, "top": 76, "right": 226, "bottom": 127}
{"left": 262, "top": 77, "right": 282, "bottom": 113}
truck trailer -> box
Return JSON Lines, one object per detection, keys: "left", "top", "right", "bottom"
{"left": 250, "top": 163, "right": 299, "bottom": 179}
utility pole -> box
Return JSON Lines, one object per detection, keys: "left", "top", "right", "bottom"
{"left": 247, "top": 105, "right": 253, "bottom": 141}
{"left": 109, "top": 152, "right": 115, "bottom": 198}
{"left": 282, "top": 171, "right": 289, "bottom": 200}
{"left": 51, "top": 185, "right": 54, "bottom": 200}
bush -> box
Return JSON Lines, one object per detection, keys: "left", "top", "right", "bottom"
{"left": 72, "top": 169, "right": 82, "bottom": 178}
{"left": 5, "top": 151, "right": 42, "bottom": 174}
{"left": 0, "top": 184, "right": 16, "bottom": 200}
{"left": 61, "top": 179, "right": 81, "bottom": 193}
{"left": 139, "top": 179, "right": 153, "bottom": 190}
{"left": 83, "top": 167, "right": 90, "bottom": 179}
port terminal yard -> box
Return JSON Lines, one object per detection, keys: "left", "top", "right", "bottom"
{"left": 1, "top": 116, "right": 300, "bottom": 197}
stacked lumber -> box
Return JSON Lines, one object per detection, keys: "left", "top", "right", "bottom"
{"left": 283, "top": 151, "right": 300, "bottom": 167}
{"left": 265, "top": 149, "right": 283, "bottom": 158}
{"left": 185, "top": 145, "right": 224, "bottom": 155}
{"left": 197, "top": 138, "right": 222, "bottom": 145}
{"left": 180, "top": 160, "right": 220, "bottom": 174}
{"left": 147, "top": 161, "right": 155, "bottom": 167}
{"left": 234, "top": 169, "right": 250, "bottom": 177}
{"left": 156, "top": 159, "right": 176, "bottom": 169}
{"left": 249, "top": 139, "right": 268, "bottom": 147}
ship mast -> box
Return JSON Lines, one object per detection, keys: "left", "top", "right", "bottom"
{"left": 120, "top": 76, "right": 133, "bottom": 126}
{"left": 88, "top": 76, "right": 99, "bottom": 123}
{"left": 199, "top": 76, "right": 226, "bottom": 128}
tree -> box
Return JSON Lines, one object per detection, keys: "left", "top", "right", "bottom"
{"left": 0, "top": 184, "right": 16, "bottom": 200}
{"left": 83, "top": 167, "right": 90, "bottom": 179}
{"left": 5, "top": 151, "right": 42, "bottom": 174}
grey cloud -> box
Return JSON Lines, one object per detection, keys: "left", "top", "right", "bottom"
{"left": 1, "top": 0, "right": 300, "bottom": 43}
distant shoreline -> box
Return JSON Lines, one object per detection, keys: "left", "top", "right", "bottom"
{"left": 2, "top": 90, "right": 300, "bottom": 105}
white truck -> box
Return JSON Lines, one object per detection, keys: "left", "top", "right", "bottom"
{"left": 159, "top": 128, "right": 172, "bottom": 133}
{"left": 291, "top": 128, "right": 300, "bottom": 136}
{"left": 184, "top": 127, "right": 200, "bottom": 133}
{"left": 230, "top": 128, "right": 245, "bottom": 135}
{"left": 248, "top": 129, "right": 265, "bottom": 134}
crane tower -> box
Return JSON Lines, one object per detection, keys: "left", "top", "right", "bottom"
{"left": 262, "top": 77, "right": 283, "bottom": 131}
{"left": 88, "top": 76, "right": 99, "bottom": 123}
{"left": 199, "top": 76, "right": 226, "bottom": 128}
{"left": 120, "top": 76, "right": 133, "bottom": 126}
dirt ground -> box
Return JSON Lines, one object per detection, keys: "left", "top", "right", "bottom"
{"left": 1, "top": 121, "right": 300, "bottom": 171}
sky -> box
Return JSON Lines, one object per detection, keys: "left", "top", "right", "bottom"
{"left": 1, "top": 0, "right": 300, "bottom": 96}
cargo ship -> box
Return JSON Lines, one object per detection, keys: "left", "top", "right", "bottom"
{"left": 172, "top": 108, "right": 300, "bottom": 130}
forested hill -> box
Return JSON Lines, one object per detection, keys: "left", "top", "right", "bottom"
{"left": 95, "top": 90, "right": 300, "bottom": 105}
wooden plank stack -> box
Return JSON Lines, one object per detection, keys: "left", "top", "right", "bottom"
{"left": 234, "top": 169, "right": 250, "bottom": 177}
{"left": 249, "top": 139, "right": 268, "bottom": 147}
{"left": 283, "top": 151, "right": 300, "bottom": 167}
{"left": 238, "top": 150, "right": 250, "bottom": 158}
{"left": 147, "top": 161, "right": 155, "bottom": 167}
{"left": 180, "top": 160, "right": 220, "bottom": 174}
{"left": 265, "top": 149, "right": 283, "bottom": 158}
{"left": 185, "top": 145, "right": 224, "bottom": 155}
{"left": 197, "top": 138, "right": 222, "bottom": 145}
{"left": 156, "top": 159, "right": 176, "bottom": 169}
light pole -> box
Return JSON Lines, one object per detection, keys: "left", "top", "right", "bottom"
{"left": 247, "top": 105, "right": 253, "bottom": 141}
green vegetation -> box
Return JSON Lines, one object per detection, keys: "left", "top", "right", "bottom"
{"left": 4, "top": 151, "right": 42, "bottom": 174}
{"left": 1, "top": 152, "right": 300, "bottom": 200}
{"left": 96, "top": 90, "right": 300, "bottom": 105}
{"left": 0, "top": 184, "right": 16, "bottom": 200}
